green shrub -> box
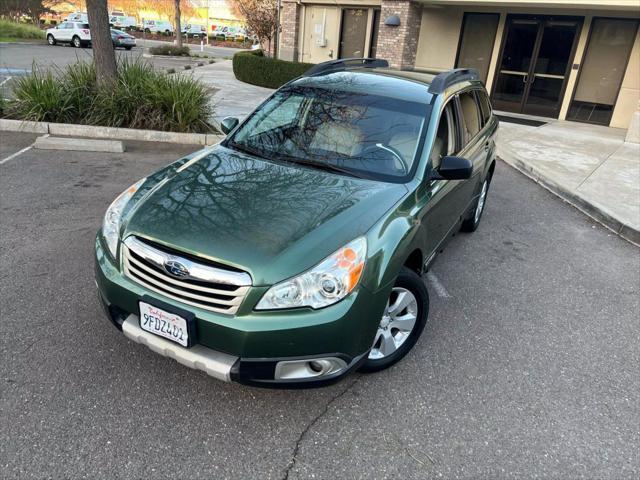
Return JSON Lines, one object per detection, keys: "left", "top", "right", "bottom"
{"left": 6, "top": 59, "right": 214, "bottom": 133}
{"left": 8, "top": 67, "right": 73, "bottom": 122}
{"left": 233, "top": 50, "right": 313, "bottom": 89}
{"left": 0, "top": 19, "right": 43, "bottom": 40}
{"left": 148, "top": 44, "right": 190, "bottom": 56}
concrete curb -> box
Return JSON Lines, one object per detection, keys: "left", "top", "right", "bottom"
{"left": 0, "top": 119, "right": 224, "bottom": 146}
{"left": 34, "top": 136, "right": 125, "bottom": 153}
{"left": 497, "top": 144, "right": 640, "bottom": 246}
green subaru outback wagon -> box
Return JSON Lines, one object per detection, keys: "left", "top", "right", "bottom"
{"left": 95, "top": 59, "right": 497, "bottom": 387}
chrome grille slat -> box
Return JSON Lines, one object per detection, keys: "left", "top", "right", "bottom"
{"left": 122, "top": 236, "right": 251, "bottom": 315}
{"left": 124, "top": 250, "right": 248, "bottom": 297}
{"left": 125, "top": 261, "right": 244, "bottom": 306}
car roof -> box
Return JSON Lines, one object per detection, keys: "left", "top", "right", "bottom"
{"left": 294, "top": 64, "right": 482, "bottom": 99}
{"left": 290, "top": 69, "right": 434, "bottom": 104}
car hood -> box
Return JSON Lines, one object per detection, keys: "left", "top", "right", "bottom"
{"left": 123, "top": 145, "right": 407, "bottom": 285}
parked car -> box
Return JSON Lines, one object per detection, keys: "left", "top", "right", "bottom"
{"left": 46, "top": 22, "right": 90, "bottom": 48}
{"left": 109, "top": 15, "right": 137, "bottom": 30}
{"left": 95, "top": 59, "right": 497, "bottom": 387}
{"left": 142, "top": 19, "right": 173, "bottom": 35}
{"left": 181, "top": 24, "right": 206, "bottom": 37}
{"left": 111, "top": 29, "right": 136, "bottom": 49}
{"left": 65, "top": 11, "right": 88, "bottom": 23}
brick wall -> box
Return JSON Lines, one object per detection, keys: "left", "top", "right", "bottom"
{"left": 279, "top": 0, "right": 301, "bottom": 61}
{"left": 376, "top": 0, "right": 422, "bottom": 69}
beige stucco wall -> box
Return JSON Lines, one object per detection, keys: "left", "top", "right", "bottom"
{"left": 611, "top": 30, "right": 640, "bottom": 129}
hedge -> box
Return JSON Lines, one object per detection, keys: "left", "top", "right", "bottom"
{"left": 148, "top": 45, "right": 190, "bottom": 56}
{"left": 232, "top": 50, "right": 313, "bottom": 89}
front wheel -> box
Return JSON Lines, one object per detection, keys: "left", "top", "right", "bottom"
{"left": 47, "top": 34, "right": 56, "bottom": 45}
{"left": 72, "top": 36, "right": 82, "bottom": 48}
{"left": 359, "top": 268, "right": 429, "bottom": 373}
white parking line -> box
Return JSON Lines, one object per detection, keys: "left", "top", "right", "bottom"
{"left": 0, "top": 134, "right": 49, "bottom": 165}
{"left": 426, "top": 272, "right": 452, "bottom": 298}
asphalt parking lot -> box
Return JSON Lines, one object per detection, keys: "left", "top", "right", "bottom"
{"left": 0, "top": 41, "right": 240, "bottom": 97}
{"left": 1, "top": 131, "right": 638, "bottom": 479}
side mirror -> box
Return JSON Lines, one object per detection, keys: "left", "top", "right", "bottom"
{"left": 431, "top": 156, "right": 473, "bottom": 180}
{"left": 220, "top": 116, "right": 239, "bottom": 135}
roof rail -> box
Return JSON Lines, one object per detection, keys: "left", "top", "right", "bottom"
{"left": 303, "top": 58, "right": 389, "bottom": 77}
{"left": 428, "top": 68, "right": 480, "bottom": 94}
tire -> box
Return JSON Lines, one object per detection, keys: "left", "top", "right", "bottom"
{"left": 125, "top": 46, "right": 132, "bottom": 50}
{"left": 460, "top": 174, "right": 491, "bottom": 233}
{"left": 359, "top": 267, "right": 429, "bottom": 373}
{"left": 72, "top": 36, "right": 81, "bottom": 48}
{"left": 47, "top": 34, "right": 56, "bottom": 45}
{"left": 144, "top": 28, "right": 151, "bottom": 34}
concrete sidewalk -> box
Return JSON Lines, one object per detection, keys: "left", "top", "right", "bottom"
{"left": 188, "top": 59, "right": 273, "bottom": 126}
{"left": 498, "top": 120, "right": 640, "bottom": 244}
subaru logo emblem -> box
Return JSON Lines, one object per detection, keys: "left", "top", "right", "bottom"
{"left": 164, "top": 259, "right": 189, "bottom": 278}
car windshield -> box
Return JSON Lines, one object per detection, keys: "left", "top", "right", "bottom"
{"left": 111, "top": 29, "right": 126, "bottom": 35}
{"left": 227, "top": 84, "right": 430, "bottom": 181}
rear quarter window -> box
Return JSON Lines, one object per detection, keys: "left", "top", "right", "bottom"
{"left": 477, "top": 90, "right": 492, "bottom": 126}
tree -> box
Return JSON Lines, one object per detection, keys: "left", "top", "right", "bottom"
{"left": 230, "top": 0, "right": 278, "bottom": 54}
{"left": 86, "top": 0, "right": 117, "bottom": 86}
{"left": 0, "top": 1, "right": 64, "bottom": 23}
{"left": 174, "top": 0, "right": 182, "bottom": 47}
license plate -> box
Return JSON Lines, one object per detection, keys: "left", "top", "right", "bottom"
{"left": 139, "top": 301, "right": 189, "bottom": 347}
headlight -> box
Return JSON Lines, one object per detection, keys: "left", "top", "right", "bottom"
{"left": 102, "top": 178, "right": 146, "bottom": 259}
{"left": 256, "top": 237, "right": 367, "bottom": 310}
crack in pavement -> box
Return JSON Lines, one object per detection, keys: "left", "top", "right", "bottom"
{"left": 281, "top": 375, "right": 361, "bottom": 480}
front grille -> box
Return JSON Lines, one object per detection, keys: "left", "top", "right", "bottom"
{"left": 122, "top": 236, "right": 251, "bottom": 315}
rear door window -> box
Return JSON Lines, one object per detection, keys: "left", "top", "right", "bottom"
{"left": 458, "top": 91, "right": 481, "bottom": 144}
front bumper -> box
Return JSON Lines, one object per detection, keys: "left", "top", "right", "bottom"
{"left": 95, "top": 235, "right": 382, "bottom": 387}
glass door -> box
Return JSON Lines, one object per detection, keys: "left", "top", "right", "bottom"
{"left": 492, "top": 15, "right": 582, "bottom": 117}
{"left": 525, "top": 20, "right": 581, "bottom": 117}
{"left": 492, "top": 18, "right": 540, "bottom": 112}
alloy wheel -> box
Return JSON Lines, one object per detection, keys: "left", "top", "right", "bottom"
{"left": 368, "top": 287, "right": 418, "bottom": 360}
{"left": 474, "top": 180, "right": 488, "bottom": 224}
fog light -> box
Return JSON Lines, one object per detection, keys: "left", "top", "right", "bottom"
{"left": 309, "top": 360, "right": 325, "bottom": 373}
{"left": 274, "top": 357, "right": 348, "bottom": 380}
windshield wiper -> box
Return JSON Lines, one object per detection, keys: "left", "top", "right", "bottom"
{"left": 281, "top": 157, "right": 364, "bottom": 179}
{"left": 228, "top": 141, "right": 271, "bottom": 161}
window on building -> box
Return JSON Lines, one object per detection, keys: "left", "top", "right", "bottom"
{"left": 339, "top": 9, "right": 368, "bottom": 59}
{"left": 458, "top": 91, "right": 482, "bottom": 144}
{"left": 568, "top": 18, "right": 639, "bottom": 125}
{"left": 455, "top": 13, "right": 500, "bottom": 84}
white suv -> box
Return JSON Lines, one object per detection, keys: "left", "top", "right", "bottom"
{"left": 46, "top": 22, "right": 91, "bottom": 48}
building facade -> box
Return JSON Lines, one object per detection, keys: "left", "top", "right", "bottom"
{"left": 278, "top": 0, "right": 640, "bottom": 129}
